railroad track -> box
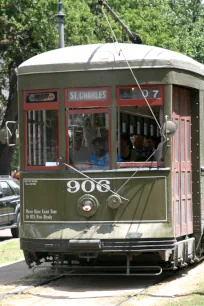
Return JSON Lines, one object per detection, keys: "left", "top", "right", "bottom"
{"left": 0, "top": 265, "right": 175, "bottom": 305}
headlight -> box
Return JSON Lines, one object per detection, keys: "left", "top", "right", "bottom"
{"left": 78, "top": 194, "right": 99, "bottom": 217}
{"left": 81, "top": 200, "right": 93, "bottom": 212}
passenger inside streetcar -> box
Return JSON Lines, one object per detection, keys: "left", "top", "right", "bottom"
{"left": 88, "top": 137, "right": 122, "bottom": 169}
{"left": 120, "top": 132, "right": 138, "bottom": 162}
{"left": 117, "top": 103, "right": 164, "bottom": 166}
{"left": 139, "top": 137, "right": 154, "bottom": 161}
{"left": 69, "top": 135, "right": 91, "bottom": 168}
{"left": 133, "top": 135, "right": 144, "bottom": 157}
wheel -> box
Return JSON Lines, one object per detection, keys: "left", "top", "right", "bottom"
{"left": 11, "top": 212, "right": 20, "bottom": 238}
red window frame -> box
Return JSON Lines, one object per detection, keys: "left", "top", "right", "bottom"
{"left": 65, "top": 87, "right": 110, "bottom": 108}
{"left": 23, "top": 89, "right": 60, "bottom": 171}
{"left": 66, "top": 108, "right": 111, "bottom": 169}
{"left": 116, "top": 85, "right": 164, "bottom": 168}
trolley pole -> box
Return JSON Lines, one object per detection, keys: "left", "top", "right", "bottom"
{"left": 98, "top": 0, "right": 142, "bottom": 44}
{"left": 56, "top": 0, "right": 65, "bottom": 48}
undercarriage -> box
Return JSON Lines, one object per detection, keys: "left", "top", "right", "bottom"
{"left": 21, "top": 236, "right": 200, "bottom": 274}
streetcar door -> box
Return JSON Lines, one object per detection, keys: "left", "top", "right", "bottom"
{"left": 172, "top": 87, "right": 192, "bottom": 237}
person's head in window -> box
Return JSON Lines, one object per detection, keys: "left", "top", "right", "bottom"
{"left": 74, "top": 137, "right": 83, "bottom": 151}
{"left": 92, "top": 137, "right": 106, "bottom": 158}
{"left": 140, "top": 137, "right": 154, "bottom": 161}
{"left": 133, "top": 135, "right": 144, "bottom": 149}
{"left": 88, "top": 137, "right": 122, "bottom": 168}
{"left": 120, "top": 132, "right": 137, "bottom": 161}
{"left": 88, "top": 137, "right": 109, "bottom": 168}
{"left": 100, "top": 127, "right": 108, "bottom": 138}
{"left": 143, "top": 137, "right": 153, "bottom": 149}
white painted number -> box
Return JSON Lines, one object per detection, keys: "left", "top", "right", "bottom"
{"left": 67, "top": 180, "right": 111, "bottom": 193}
{"left": 81, "top": 180, "right": 95, "bottom": 193}
{"left": 67, "top": 180, "right": 80, "bottom": 193}
{"left": 97, "top": 180, "right": 111, "bottom": 192}
{"left": 153, "top": 89, "right": 159, "bottom": 98}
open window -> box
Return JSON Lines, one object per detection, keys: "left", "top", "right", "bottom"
{"left": 24, "top": 90, "right": 60, "bottom": 170}
{"left": 116, "top": 85, "right": 164, "bottom": 168}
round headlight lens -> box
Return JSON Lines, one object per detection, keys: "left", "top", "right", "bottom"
{"left": 78, "top": 194, "right": 99, "bottom": 217}
{"left": 81, "top": 200, "right": 93, "bottom": 212}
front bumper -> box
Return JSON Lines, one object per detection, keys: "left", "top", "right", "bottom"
{"left": 21, "top": 238, "right": 176, "bottom": 253}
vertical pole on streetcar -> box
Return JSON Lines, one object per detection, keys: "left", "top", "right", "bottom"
{"left": 56, "top": 0, "right": 65, "bottom": 48}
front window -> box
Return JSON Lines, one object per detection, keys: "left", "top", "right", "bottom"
{"left": 67, "top": 111, "right": 111, "bottom": 170}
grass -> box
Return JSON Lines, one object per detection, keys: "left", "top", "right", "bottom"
{"left": 0, "top": 240, "right": 23, "bottom": 266}
{"left": 147, "top": 278, "right": 204, "bottom": 306}
{"left": 161, "top": 292, "right": 204, "bottom": 306}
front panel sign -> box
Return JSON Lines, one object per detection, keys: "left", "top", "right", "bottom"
{"left": 119, "top": 87, "right": 161, "bottom": 100}
{"left": 23, "top": 177, "right": 167, "bottom": 223}
{"left": 68, "top": 89, "right": 108, "bottom": 101}
{"left": 26, "top": 92, "right": 57, "bottom": 103}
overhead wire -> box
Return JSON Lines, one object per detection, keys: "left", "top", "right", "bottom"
{"left": 101, "top": 5, "right": 166, "bottom": 140}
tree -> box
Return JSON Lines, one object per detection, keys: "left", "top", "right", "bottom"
{"left": 0, "top": 0, "right": 97, "bottom": 174}
{"left": 96, "top": 0, "right": 204, "bottom": 63}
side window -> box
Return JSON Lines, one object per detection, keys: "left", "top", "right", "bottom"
{"left": 26, "top": 110, "right": 59, "bottom": 166}
{"left": 0, "top": 182, "right": 13, "bottom": 197}
{"left": 24, "top": 90, "right": 60, "bottom": 169}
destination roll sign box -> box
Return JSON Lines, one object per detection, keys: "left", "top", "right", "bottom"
{"left": 68, "top": 89, "right": 108, "bottom": 101}
{"left": 26, "top": 92, "right": 57, "bottom": 103}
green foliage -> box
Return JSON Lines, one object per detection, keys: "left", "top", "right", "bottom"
{"left": 0, "top": 0, "right": 204, "bottom": 174}
{"left": 1, "top": 0, "right": 204, "bottom": 68}
{"left": 96, "top": 0, "right": 204, "bottom": 63}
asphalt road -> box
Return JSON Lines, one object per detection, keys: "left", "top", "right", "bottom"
{"left": 0, "top": 229, "right": 33, "bottom": 284}
{"left": 0, "top": 260, "right": 33, "bottom": 285}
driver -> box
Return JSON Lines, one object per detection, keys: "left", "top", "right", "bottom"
{"left": 88, "top": 137, "right": 122, "bottom": 168}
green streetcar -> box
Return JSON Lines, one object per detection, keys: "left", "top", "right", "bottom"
{"left": 17, "top": 40, "right": 204, "bottom": 274}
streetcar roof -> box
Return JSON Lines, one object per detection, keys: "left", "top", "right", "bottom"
{"left": 18, "top": 43, "right": 204, "bottom": 76}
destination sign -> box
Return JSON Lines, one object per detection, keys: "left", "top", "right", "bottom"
{"left": 119, "top": 87, "right": 161, "bottom": 100}
{"left": 26, "top": 92, "right": 57, "bottom": 103}
{"left": 68, "top": 89, "right": 108, "bottom": 101}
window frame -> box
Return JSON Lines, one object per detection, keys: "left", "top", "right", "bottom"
{"left": 65, "top": 108, "right": 111, "bottom": 169}
{"left": 116, "top": 85, "right": 164, "bottom": 168}
{"left": 23, "top": 89, "right": 60, "bottom": 171}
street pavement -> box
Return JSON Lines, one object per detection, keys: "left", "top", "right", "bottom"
{"left": 0, "top": 230, "right": 33, "bottom": 285}
{"left": 0, "top": 260, "right": 33, "bottom": 285}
